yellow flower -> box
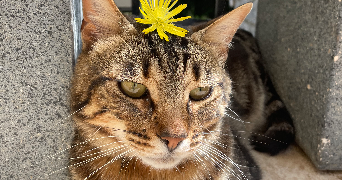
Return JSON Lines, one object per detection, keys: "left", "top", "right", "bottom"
{"left": 135, "top": 0, "right": 191, "bottom": 41}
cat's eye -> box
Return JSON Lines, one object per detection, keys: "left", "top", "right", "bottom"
{"left": 120, "top": 81, "right": 147, "bottom": 98}
{"left": 189, "top": 86, "right": 211, "bottom": 101}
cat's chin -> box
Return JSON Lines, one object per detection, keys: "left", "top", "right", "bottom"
{"left": 140, "top": 154, "right": 188, "bottom": 169}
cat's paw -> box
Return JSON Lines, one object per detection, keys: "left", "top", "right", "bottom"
{"left": 251, "top": 109, "right": 295, "bottom": 156}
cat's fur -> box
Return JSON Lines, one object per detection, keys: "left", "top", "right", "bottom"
{"left": 69, "top": 0, "right": 294, "bottom": 179}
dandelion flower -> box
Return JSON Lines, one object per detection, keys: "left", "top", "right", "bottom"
{"left": 135, "top": 0, "right": 191, "bottom": 41}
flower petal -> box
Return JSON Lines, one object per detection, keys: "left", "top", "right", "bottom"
{"left": 167, "top": 0, "right": 178, "bottom": 11}
{"left": 157, "top": 27, "right": 169, "bottom": 41}
{"left": 165, "top": 4, "right": 187, "bottom": 20}
{"left": 164, "top": 24, "right": 188, "bottom": 37}
{"left": 167, "top": 16, "right": 191, "bottom": 23}
{"left": 142, "top": 25, "right": 157, "bottom": 34}
{"left": 136, "top": 0, "right": 191, "bottom": 41}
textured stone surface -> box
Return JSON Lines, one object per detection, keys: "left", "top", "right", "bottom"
{"left": 0, "top": 0, "right": 74, "bottom": 179}
{"left": 256, "top": 0, "right": 342, "bottom": 170}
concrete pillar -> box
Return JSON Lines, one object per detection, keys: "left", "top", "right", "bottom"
{"left": 256, "top": 0, "right": 342, "bottom": 170}
{"left": 0, "top": 0, "right": 74, "bottom": 179}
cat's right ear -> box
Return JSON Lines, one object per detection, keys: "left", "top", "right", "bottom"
{"left": 81, "top": 0, "right": 136, "bottom": 50}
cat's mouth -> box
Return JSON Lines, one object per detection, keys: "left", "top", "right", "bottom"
{"left": 148, "top": 155, "right": 175, "bottom": 163}
{"left": 133, "top": 137, "right": 193, "bottom": 169}
{"left": 140, "top": 154, "right": 186, "bottom": 169}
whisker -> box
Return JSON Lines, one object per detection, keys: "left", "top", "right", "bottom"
{"left": 202, "top": 139, "right": 245, "bottom": 154}
{"left": 90, "top": 127, "right": 102, "bottom": 137}
{"left": 198, "top": 148, "right": 237, "bottom": 179}
{"left": 81, "top": 141, "right": 121, "bottom": 155}
{"left": 205, "top": 129, "right": 287, "bottom": 145}
{"left": 121, "top": 154, "right": 135, "bottom": 173}
{"left": 225, "top": 108, "right": 250, "bottom": 124}
{"left": 43, "top": 105, "right": 87, "bottom": 159}
{"left": 225, "top": 113, "right": 245, "bottom": 123}
{"left": 174, "top": 166, "right": 181, "bottom": 173}
{"left": 191, "top": 159, "right": 203, "bottom": 180}
{"left": 202, "top": 130, "right": 231, "bottom": 136}
{"left": 227, "top": 108, "right": 247, "bottom": 123}
{"left": 47, "top": 136, "right": 117, "bottom": 159}
{"left": 70, "top": 144, "right": 125, "bottom": 161}
{"left": 232, "top": 134, "right": 267, "bottom": 146}
{"left": 197, "top": 145, "right": 240, "bottom": 180}
{"left": 70, "top": 105, "right": 87, "bottom": 117}
{"left": 193, "top": 153, "right": 211, "bottom": 179}
{"left": 204, "top": 144, "right": 248, "bottom": 180}
{"left": 85, "top": 148, "right": 133, "bottom": 180}
{"left": 249, "top": 132, "right": 288, "bottom": 144}
{"left": 47, "top": 145, "right": 127, "bottom": 177}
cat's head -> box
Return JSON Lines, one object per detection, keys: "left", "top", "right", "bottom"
{"left": 71, "top": 0, "right": 252, "bottom": 170}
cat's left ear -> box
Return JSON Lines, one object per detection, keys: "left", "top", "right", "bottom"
{"left": 191, "top": 3, "right": 252, "bottom": 61}
{"left": 81, "top": 0, "right": 136, "bottom": 50}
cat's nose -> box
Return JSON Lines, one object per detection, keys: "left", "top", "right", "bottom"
{"left": 160, "top": 136, "right": 185, "bottom": 152}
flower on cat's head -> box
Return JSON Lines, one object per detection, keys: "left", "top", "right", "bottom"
{"left": 135, "top": 0, "right": 191, "bottom": 41}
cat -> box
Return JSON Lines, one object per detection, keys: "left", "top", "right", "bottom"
{"left": 69, "top": 0, "right": 294, "bottom": 179}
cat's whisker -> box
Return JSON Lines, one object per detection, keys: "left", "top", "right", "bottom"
{"left": 225, "top": 112, "right": 248, "bottom": 124}
{"left": 119, "top": 156, "right": 127, "bottom": 174}
{"left": 202, "top": 143, "right": 244, "bottom": 175}
{"left": 206, "top": 129, "right": 287, "bottom": 146}
{"left": 205, "top": 128, "right": 213, "bottom": 135}
{"left": 47, "top": 136, "right": 117, "bottom": 159}
{"left": 90, "top": 127, "right": 102, "bottom": 137}
{"left": 249, "top": 132, "right": 288, "bottom": 144}
{"left": 197, "top": 148, "right": 238, "bottom": 179}
{"left": 85, "top": 148, "right": 133, "bottom": 180}
{"left": 202, "top": 130, "right": 231, "bottom": 136}
{"left": 174, "top": 166, "right": 181, "bottom": 173}
{"left": 70, "top": 105, "right": 87, "bottom": 117}
{"left": 201, "top": 139, "right": 245, "bottom": 154}
{"left": 207, "top": 134, "right": 268, "bottom": 157}
{"left": 70, "top": 144, "right": 126, "bottom": 161}
{"left": 227, "top": 108, "right": 248, "bottom": 123}
{"left": 48, "top": 146, "right": 128, "bottom": 177}
{"left": 231, "top": 133, "right": 268, "bottom": 146}
{"left": 81, "top": 141, "right": 121, "bottom": 155}
{"left": 121, "top": 154, "right": 135, "bottom": 173}
{"left": 205, "top": 145, "right": 248, "bottom": 180}
{"left": 191, "top": 157, "right": 204, "bottom": 180}
{"left": 197, "top": 144, "right": 241, "bottom": 180}
{"left": 193, "top": 152, "right": 211, "bottom": 179}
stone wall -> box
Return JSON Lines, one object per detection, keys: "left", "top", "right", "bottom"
{"left": 0, "top": 0, "right": 74, "bottom": 179}
{"left": 256, "top": 0, "right": 342, "bottom": 170}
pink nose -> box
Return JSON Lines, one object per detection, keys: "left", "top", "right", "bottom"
{"left": 160, "top": 136, "right": 185, "bottom": 151}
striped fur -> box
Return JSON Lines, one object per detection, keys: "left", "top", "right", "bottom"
{"left": 69, "top": 1, "right": 293, "bottom": 179}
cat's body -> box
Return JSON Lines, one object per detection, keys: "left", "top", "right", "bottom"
{"left": 69, "top": 0, "right": 294, "bottom": 179}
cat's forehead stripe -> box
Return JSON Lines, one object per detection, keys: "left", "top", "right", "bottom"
{"left": 142, "top": 58, "right": 150, "bottom": 78}
{"left": 192, "top": 63, "right": 200, "bottom": 81}
{"left": 144, "top": 35, "right": 205, "bottom": 82}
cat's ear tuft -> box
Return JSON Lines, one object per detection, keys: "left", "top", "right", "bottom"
{"left": 191, "top": 3, "right": 252, "bottom": 60}
{"left": 81, "top": 0, "right": 136, "bottom": 50}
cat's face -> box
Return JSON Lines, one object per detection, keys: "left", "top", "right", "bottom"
{"left": 71, "top": 0, "right": 251, "bottom": 171}
{"left": 73, "top": 33, "right": 230, "bottom": 169}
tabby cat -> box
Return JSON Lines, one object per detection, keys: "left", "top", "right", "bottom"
{"left": 69, "top": 0, "right": 294, "bottom": 179}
